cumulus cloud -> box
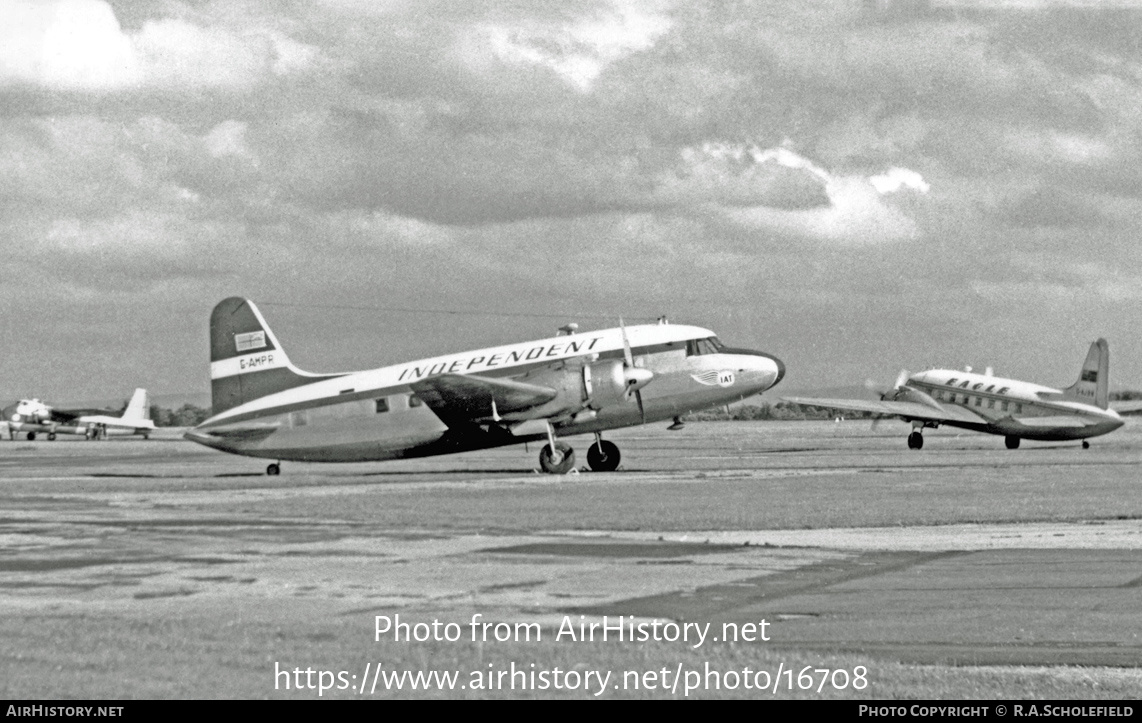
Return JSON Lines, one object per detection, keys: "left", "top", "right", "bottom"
{"left": 0, "top": 0, "right": 318, "bottom": 91}
{"left": 664, "top": 144, "right": 930, "bottom": 244}
{"left": 461, "top": 1, "right": 672, "bottom": 90}
{"left": 869, "top": 167, "right": 930, "bottom": 194}
{"left": 649, "top": 143, "right": 831, "bottom": 209}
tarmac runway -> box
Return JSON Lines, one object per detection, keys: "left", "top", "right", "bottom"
{"left": 1, "top": 420, "right": 1139, "bottom": 698}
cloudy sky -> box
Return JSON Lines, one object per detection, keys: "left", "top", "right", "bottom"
{"left": 4, "top": 0, "right": 1142, "bottom": 406}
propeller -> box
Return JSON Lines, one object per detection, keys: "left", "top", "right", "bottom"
{"left": 865, "top": 370, "right": 909, "bottom": 429}
{"left": 619, "top": 319, "right": 653, "bottom": 421}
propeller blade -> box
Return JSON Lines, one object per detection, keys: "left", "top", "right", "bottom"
{"left": 894, "top": 369, "right": 910, "bottom": 389}
{"left": 619, "top": 317, "right": 634, "bottom": 368}
{"left": 636, "top": 389, "right": 645, "bottom": 422}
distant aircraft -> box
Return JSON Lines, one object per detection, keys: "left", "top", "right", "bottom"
{"left": 185, "top": 297, "right": 785, "bottom": 475}
{"left": 782, "top": 339, "right": 1125, "bottom": 450}
{"left": 3, "top": 388, "right": 155, "bottom": 441}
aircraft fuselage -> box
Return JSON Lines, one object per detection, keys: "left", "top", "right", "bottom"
{"left": 905, "top": 370, "right": 1123, "bottom": 441}
{"left": 189, "top": 324, "right": 784, "bottom": 463}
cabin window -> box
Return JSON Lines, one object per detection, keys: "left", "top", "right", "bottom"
{"left": 1000, "top": 401, "right": 1008, "bottom": 412}
{"left": 1015, "top": 403, "right": 1023, "bottom": 414}
{"left": 974, "top": 397, "right": 982, "bottom": 407}
{"left": 686, "top": 337, "right": 726, "bottom": 357}
{"left": 375, "top": 398, "right": 389, "bottom": 414}
{"left": 987, "top": 399, "right": 994, "bottom": 409}
{"left": 408, "top": 394, "right": 423, "bottom": 408}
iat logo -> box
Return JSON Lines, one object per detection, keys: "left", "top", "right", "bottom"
{"left": 691, "top": 370, "right": 736, "bottom": 388}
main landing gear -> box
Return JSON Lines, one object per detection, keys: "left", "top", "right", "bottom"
{"left": 266, "top": 463, "right": 281, "bottom": 476}
{"left": 1082, "top": 440, "right": 1090, "bottom": 449}
{"left": 1005, "top": 435, "right": 1020, "bottom": 450}
{"left": 538, "top": 428, "right": 623, "bottom": 473}
{"left": 586, "top": 435, "right": 621, "bottom": 472}
{"left": 907, "top": 431, "right": 923, "bottom": 450}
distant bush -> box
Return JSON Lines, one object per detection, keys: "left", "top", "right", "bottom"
{"left": 683, "top": 402, "right": 883, "bottom": 422}
{"left": 148, "top": 404, "right": 211, "bottom": 427}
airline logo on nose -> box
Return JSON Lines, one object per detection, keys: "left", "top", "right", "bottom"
{"left": 692, "top": 370, "right": 735, "bottom": 387}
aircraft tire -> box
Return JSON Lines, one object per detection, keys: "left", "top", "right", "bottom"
{"left": 26, "top": 432, "right": 35, "bottom": 441}
{"left": 266, "top": 463, "right": 281, "bottom": 476}
{"left": 907, "top": 432, "right": 923, "bottom": 450}
{"left": 47, "top": 433, "right": 56, "bottom": 441}
{"left": 1082, "top": 440, "right": 1090, "bottom": 449}
{"left": 1005, "top": 435, "right": 1020, "bottom": 450}
{"left": 587, "top": 440, "right": 621, "bottom": 472}
{"left": 539, "top": 442, "right": 575, "bottom": 474}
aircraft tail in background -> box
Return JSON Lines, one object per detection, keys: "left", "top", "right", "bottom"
{"left": 1059, "top": 338, "right": 1109, "bottom": 410}
{"left": 120, "top": 388, "right": 150, "bottom": 421}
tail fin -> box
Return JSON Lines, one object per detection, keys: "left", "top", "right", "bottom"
{"left": 1060, "top": 338, "right": 1109, "bottom": 409}
{"left": 120, "top": 388, "right": 150, "bottom": 421}
{"left": 209, "top": 297, "right": 344, "bottom": 416}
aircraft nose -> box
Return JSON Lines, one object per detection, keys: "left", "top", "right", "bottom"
{"left": 721, "top": 347, "right": 786, "bottom": 390}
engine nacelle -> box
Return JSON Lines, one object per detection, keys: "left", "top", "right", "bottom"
{"left": 583, "top": 360, "right": 652, "bottom": 410}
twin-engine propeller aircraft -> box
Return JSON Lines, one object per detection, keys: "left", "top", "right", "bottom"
{"left": 783, "top": 339, "right": 1125, "bottom": 450}
{"left": 3, "top": 388, "right": 155, "bottom": 441}
{"left": 185, "top": 298, "right": 785, "bottom": 474}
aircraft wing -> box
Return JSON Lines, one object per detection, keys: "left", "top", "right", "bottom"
{"left": 781, "top": 396, "right": 987, "bottom": 425}
{"left": 410, "top": 374, "right": 558, "bottom": 426}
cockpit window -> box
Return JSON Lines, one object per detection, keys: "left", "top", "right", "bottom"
{"left": 686, "top": 337, "right": 725, "bottom": 356}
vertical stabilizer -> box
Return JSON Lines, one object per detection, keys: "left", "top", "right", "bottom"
{"left": 209, "top": 298, "right": 344, "bottom": 416}
{"left": 120, "top": 388, "right": 150, "bottom": 421}
{"left": 1060, "top": 339, "right": 1109, "bottom": 409}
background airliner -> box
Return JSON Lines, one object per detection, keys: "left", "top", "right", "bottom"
{"left": 3, "top": 389, "right": 155, "bottom": 441}
{"left": 186, "top": 298, "right": 785, "bottom": 474}
{"left": 783, "top": 339, "right": 1124, "bottom": 449}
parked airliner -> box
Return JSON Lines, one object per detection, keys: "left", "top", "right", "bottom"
{"left": 3, "top": 389, "right": 154, "bottom": 441}
{"left": 783, "top": 339, "right": 1124, "bottom": 449}
{"left": 185, "top": 298, "right": 785, "bottom": 474}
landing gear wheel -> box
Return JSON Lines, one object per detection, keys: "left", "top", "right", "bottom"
{"left": 47, "top": 433, "right": 56, "bottom": 441}
{"left": 907, "top": 431, "right": 923, "bottom": 450}
{"left": 266, "top": 463, "right": 281, "bottom": 476}
{"left": 587, "top": 440, "right": 621, "bottom": 472}
{"left": 1082, "top": 440, "right": 1090, "bottom": 449}
{"left": 1005, "top": 435, "right": 1021, "bottom": 450}
{"left": 539, "top": 442, "right": 575, "bottom": 474}
{"left": 26, "top": 432, "right": 35, "bottom": 441}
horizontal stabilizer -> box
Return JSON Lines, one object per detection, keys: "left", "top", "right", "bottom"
{"left": 184, "top": 422, "right": 281, "bottom": 442}
{"left": 1111, "top": 400, "right": 1142, "bottom": 416}
{"left": 411, "top": 374, "right": 558, "bottom": 426}
{"left": 1014, "top": 416, "right": 1091, "bottom": 429}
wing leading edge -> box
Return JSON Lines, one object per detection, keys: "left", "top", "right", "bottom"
{"left": 781, "top": 396, "right": 987, "bottom": 425}
{"left": 410, "top": 374, "right": 558, "bottom": 427}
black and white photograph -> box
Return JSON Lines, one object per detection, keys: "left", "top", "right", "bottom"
{"left": 1, "top": 0, "right": 1141, "bottom": 702}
